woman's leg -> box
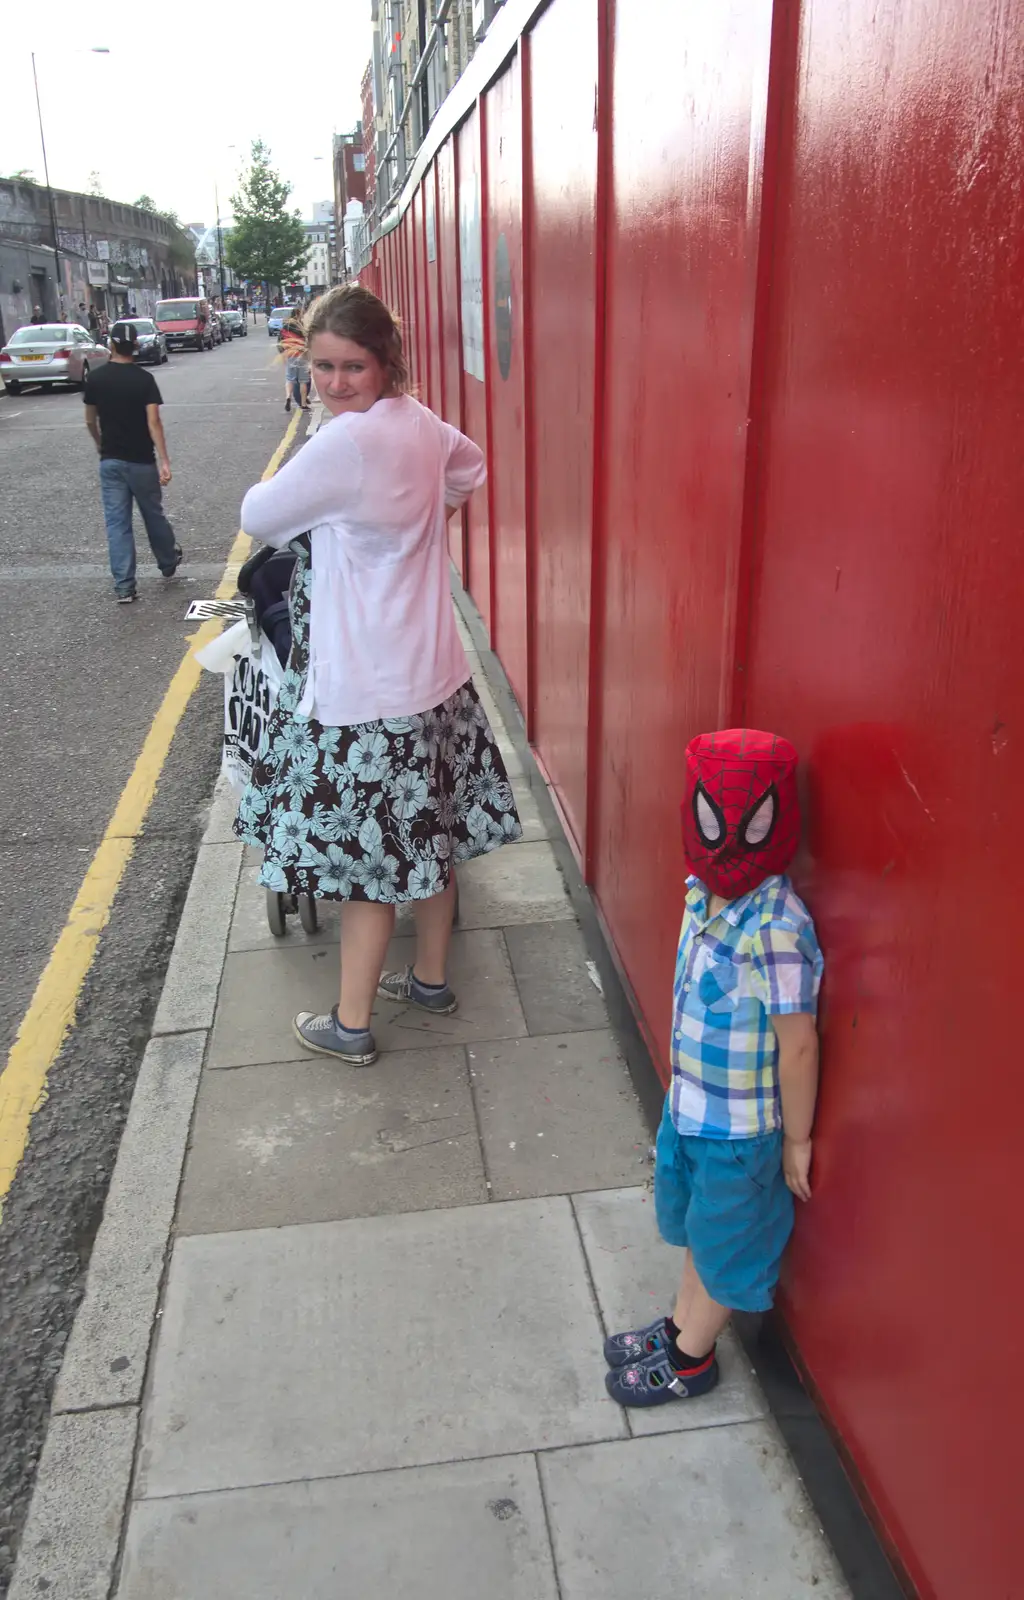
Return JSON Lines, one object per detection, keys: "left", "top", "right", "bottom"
{"left": 338, "top": 901, "right": 395, "bottom": 1030}
{"left": 410, "top": 878, "right": 456, "bottom": 986}
{"left": 300, "top": 379, "right": 311, "bottom": 410}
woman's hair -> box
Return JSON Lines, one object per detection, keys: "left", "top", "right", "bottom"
{"left": 303, "top": 285, "right": 409, "bottom": 392}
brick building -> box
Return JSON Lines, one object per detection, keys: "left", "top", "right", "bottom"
{"left": 0, "top": 180, "right": 196, "bottom": 344}
{"left": 367, "top": 0, "right": 504, "bottom": 225}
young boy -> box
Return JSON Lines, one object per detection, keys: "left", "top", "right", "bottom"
{"left": 605, "top": 729, "right": 823, "bottom": 1406}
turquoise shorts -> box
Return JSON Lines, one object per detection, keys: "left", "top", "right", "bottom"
{"left": 653, "top": 1097, "right": 794, "bottom": 1313}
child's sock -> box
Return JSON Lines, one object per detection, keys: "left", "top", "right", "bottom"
{"left": 667, "top": 1340, "right": 716, "bottom": 1373}
{"left": 664, "top": 1316, "right": 682, "bottom": 1345}
{"left": 412, "top": 973, "right": 448, "bottom": 993}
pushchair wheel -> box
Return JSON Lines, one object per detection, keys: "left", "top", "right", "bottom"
{"left": 266, "top": 888, "right": 288, "bottom": 937}
{"left": 298, "top": 894, "right": 318, "bottom": 934}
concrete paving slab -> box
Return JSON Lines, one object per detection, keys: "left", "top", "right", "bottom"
{"left": 207, "top": 927, "right": 527, "bottom": 1067}
{"left": 456, "top": 841, "right": 575, "bottom": 929}
{"left": 55, "top": 1033, "right": 207, "bottom": 1411}
{"left": 454, "top": 608, "right": 476, "bottom": 651}
{"left": 504, "top": 920, "right": 610, "bottom": 1035}
{"left": 152, "top": 840, "right": 243, "bottom": 1035}
{"left": 540, "top": 1427, "right": 850, "bottom": 1598}
{"left": 511, "top": 778, "right": 553, "bottom": 842}
{"left": 8, "top": 1408, "right": 138, "bottom": 1600}
{"left": 137, "top": 1197, "right": 625, "bottom": 1499}
{"left": 118, "top": 1454, "right": 558, "bottom": 1600}
{"left": 228, "top": 849, "right": 340, "bottom": 953}
{"left": 471, "top": 675, "right": 525, "bottom": 775}
{"left": 472, "top": 1031, "right": 649, "bottom": 1200}
{"left": 176, "top": 1044, "right": 486, "bottom": 1233}
{"left": 572, "top": 1187, "right": 768, "bottom": 1434}
{"left": 201, "top": 774, "right": 240, "bottom": 844}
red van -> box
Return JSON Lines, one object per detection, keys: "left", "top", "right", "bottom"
{"left": 155, "top": 297, "right": 212, "bottom": 353}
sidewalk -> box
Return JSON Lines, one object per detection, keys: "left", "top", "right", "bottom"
{"left": 10, "top": 604, "right": 850, "bottom": 1599}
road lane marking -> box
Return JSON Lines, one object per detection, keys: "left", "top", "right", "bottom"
{"left": 0, "top": 408, "right": 302, "bottom": 1216}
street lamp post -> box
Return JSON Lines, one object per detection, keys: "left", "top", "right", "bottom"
{"left": 30, "top": 48, "right": 109, "bottom": 318}
{"left": 214, "top": 181, "right": 226, "bottom": 304}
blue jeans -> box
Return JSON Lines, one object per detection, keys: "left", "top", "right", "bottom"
{"left": 99, "top": 458, "right": 177, "bottom": 595}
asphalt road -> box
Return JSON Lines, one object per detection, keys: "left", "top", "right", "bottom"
{"left": 0, "top": 322, "right": 300, "bottom": 1592}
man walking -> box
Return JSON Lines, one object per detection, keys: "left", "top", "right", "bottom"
{"left": 83, "top": 320, "right": 183, "bottom": 604}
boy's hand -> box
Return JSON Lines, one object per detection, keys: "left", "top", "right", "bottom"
{"left": 158, "top": 460, "right": 172, "bottom": 486}
{"left": 783, "top": 1136, "right": 812, "bottom": 1201}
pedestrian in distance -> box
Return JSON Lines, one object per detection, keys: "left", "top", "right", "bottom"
{"left": 87, "top": 305, "right": 100, "bottom": 335}
{"left": 235, "top": 284, "right": 522, "bottom": 1066}
{"left": 30, "top": 305, "right": 45, "bottom": 324}
{"left": 83, "top": 319, "right": 183, "bottom": 604}
{"left": 279, "top": 306, "right": 311, "bottom": 412}
{"left": 604, "top": 730, "right": 823, "bottom": 1408}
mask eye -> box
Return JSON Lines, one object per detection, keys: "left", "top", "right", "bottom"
{"left": 739, "top": 786, "right": 777, "bottom": 849}
{"left": 693, "top": 783, "right": 726, "bottom": 847}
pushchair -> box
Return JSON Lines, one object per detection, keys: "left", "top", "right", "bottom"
{"left": 187, "top": 540, "right": 316, "bottom": 937}
{"left": 190, "top": 538, "right": 460, "bottom": 935}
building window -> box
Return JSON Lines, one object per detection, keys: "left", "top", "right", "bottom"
{"left": 354, "top": 154, "right": 366, "bottom": 171}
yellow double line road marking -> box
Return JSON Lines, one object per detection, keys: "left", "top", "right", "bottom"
{"left": 0, "top": 409, "right": 302, "bottom": 1217}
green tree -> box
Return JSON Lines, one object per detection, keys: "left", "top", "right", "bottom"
{"left": 132, "top": 193, "right": 157, "bottom": 212}
{"left": 225, "top": 140, "right": 308, "bottom": 295}
{"left": 88, "top": 170, "right": 105, "bottom": 197}
{"left": 4, "top": 168, "right": 37, "bottom": 184}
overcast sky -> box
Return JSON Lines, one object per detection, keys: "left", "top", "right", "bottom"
{"left": 1, "top": 1, "right": 371, "bottom": 227}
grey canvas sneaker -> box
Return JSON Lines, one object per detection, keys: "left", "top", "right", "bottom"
{"left": 293, "top": 1007, "right": 378, "bottom": 1065}
{"left": 376, "top": 967, "right": 458, "bottom": 1015}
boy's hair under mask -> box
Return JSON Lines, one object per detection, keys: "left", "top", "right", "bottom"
{"left": 682, "top": 729, "right": 800, "bottom": 899}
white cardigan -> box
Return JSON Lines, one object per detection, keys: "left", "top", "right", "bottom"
{"left": 240, "top": 396, "right": 486, "bottom": 726}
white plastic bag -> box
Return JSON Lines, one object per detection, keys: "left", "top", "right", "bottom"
{"left": 196, "top": 622, "right": 285, "bottom": 793}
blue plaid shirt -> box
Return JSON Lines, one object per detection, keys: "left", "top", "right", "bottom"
{"left": 670, "top": 874, "right": 823, "bottom": 1140}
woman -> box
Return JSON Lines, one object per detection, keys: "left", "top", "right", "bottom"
{"left": 236, "top": 285, "right": 522, "bottom": 1065}
{"left": 280, "top": 306, "right": 311, "bottom": 412}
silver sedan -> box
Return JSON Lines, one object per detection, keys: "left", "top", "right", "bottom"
{"left": 0, "top": 324, "right": 111, "bottom": 394}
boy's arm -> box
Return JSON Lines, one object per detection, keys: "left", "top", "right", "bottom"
{"left": 146, "top": 403, "right": 171, "bottom": 486}
{"left": 774, "top": 1012, "right": 819, "bottom": 1201}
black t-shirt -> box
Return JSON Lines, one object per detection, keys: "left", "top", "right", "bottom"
{"left": 83, "top": 362, "right": 162, "bottom": 464}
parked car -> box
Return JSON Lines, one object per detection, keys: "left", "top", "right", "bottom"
{"left": 155, "top": 296, "right": 212, "bottom": 351}
{"left": 0, "top": 324, "right": 110, "bottom": 394}
{"left": 117, "top": 318, "right": 168, "bottom": 366}
{"left": 220, "top": 309, "right": 247, "bottom": 338}
{"left": 267, "top": 305, "right": 293, "bottom": 338}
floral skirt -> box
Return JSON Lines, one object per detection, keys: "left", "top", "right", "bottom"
{"left": 235, "top": 680, "right": 523, "bottom": 901}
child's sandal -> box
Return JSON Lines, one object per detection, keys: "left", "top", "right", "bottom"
{"left": 603, "top": 1316, "right": 672, "bottom": 1369}
{"left": 605, "top": 1346, "right": 719, "bottom": 1407}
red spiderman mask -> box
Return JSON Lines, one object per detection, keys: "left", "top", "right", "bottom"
{"left": 682, "top": 729, "right": 801, "bottom": 899}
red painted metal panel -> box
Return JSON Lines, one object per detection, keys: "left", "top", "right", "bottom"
{"left": 424, "top": 166, "right": 443, "bottom": 417}
{"left": 382, "top": 232, "right": 396, "bottom": 315}
{"left": 592, "top": 0, "right": 774, "bottom": 1072}
{"left": 409, "top": 189, "right": 426, "bottom": 393}
{"left": 484, "top": 54, "right": 529, "bottom": 711}
{"left": 457, "top": 108, "right": 491, "bottom": 630}
{"left": 742, "top": 3, "right": 1024, "bottom": 1593}
{"left": 437, "top": 140, "right": 467, "bottom": 577}
{"left": 526, "top": 0, "right": 600, "bottom": 858}
{"left": 399, "top": 217, "right": 412, "bottom": 365}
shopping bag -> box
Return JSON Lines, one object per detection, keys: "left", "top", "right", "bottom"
{"left": 195, "top": 619, "right": 285, "bottom": 792}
